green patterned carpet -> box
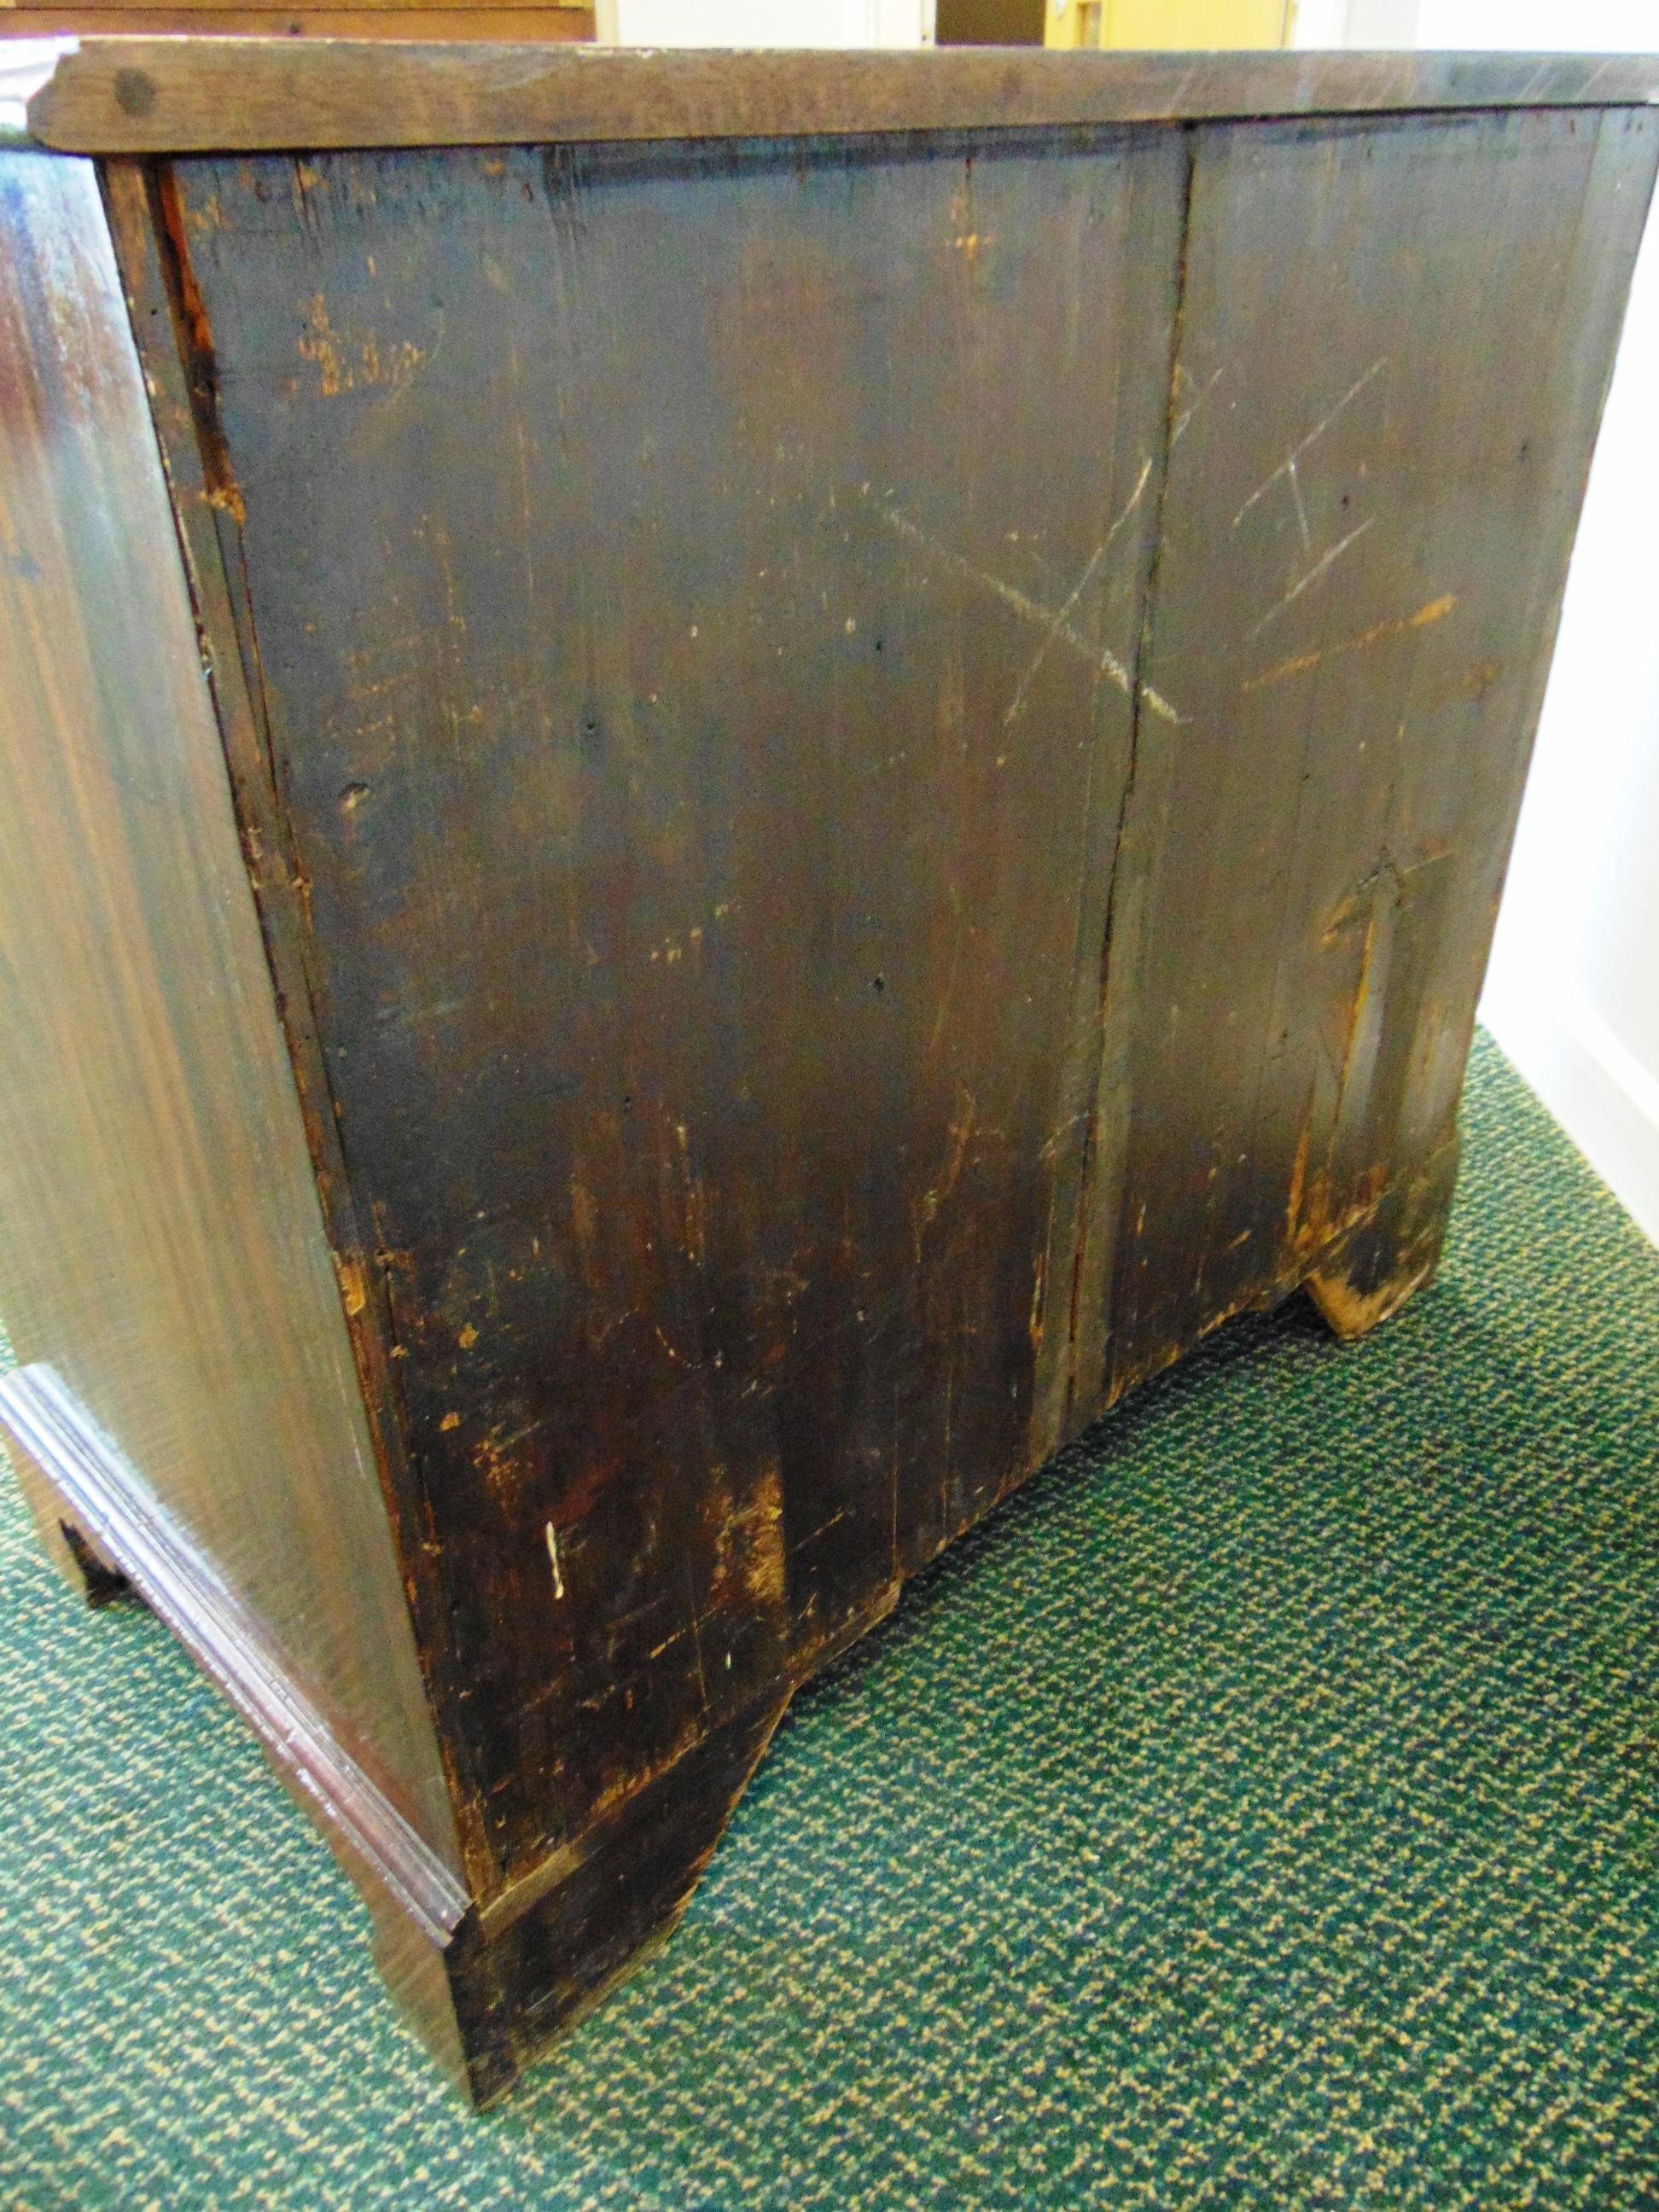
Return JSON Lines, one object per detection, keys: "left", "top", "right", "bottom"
{"left": 4, "top": 1031, "right": 1659, "bottom": 2210}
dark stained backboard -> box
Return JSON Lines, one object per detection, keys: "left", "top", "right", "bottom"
{"left": 139, "top": 95, "right": 1658, "bottom": 1900}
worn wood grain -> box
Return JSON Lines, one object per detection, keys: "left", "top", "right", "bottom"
{"left": 156, "top": 125, "right": 1185, "bottom": 1884}
{"left": 25, "top": 41, "right": 1659, "bottom": 156}
{"left": 0, "top": 146, "right": 460, "bottom": 1871}
{"left": 1074, "top": 105, "right": 1659, "bottom": 1407}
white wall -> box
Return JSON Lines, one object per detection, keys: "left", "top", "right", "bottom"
{"left": 1414, "top": 0, "right": 1654, "bottom": 47}
{"left": 1293, "top": 0, "right": 1655, "bottom": 49}
{"left": 1476, "top": 187, "right": 1659, "bottom": 1246}
{"left": 600, "top": 0, "right": 934, "bottom": 43}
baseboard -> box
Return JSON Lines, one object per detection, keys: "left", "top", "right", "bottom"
{"left": 1479, "top": 994, "right": 1659, "bottom": 1250}
{"left": 0, "top": 1361, "right": 469, "bottom": 1951}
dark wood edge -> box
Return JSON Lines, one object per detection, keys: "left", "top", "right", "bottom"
{"left": 0, "top": 1360, "right": 471, "bottom": 1948}
{"left": 1082, "top": 1132, "right": 1464, "bottom": 1414}
{"left": 96, "top": 152, "right": 496, "bottom": 1895}
{"left": 1304, "top": 1140, "right": 1458, "bottom": 1340}
{"left": 458, "top": 1689, "right": 792, "bottom": 2104}
{"left": 476, "top": 1583, "right": 896, "bottom": 1944}
{"left": 11, "top": 42, "right": 1659, "bottom": 156}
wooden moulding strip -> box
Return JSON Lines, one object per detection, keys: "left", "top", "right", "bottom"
{"left": 0, "top": 1360, "right": 471, "bottom": 1949}
{"left": 16, "top": 41, "right": 1659, "bottom": 157}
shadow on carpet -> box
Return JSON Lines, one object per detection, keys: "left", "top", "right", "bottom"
{"left": 3, "top": 1029, "right": 1658, "bottom": 2211}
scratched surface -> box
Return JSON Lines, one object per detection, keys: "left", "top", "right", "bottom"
{"left": 100, "top": 98, "right": 1659, "bottom": 2087}
{"left": 164, "top": 130, "right": 1187, "bottom": 1884}
{"left": 1074, "top": 106, "right": 1659, "bottom": 1405}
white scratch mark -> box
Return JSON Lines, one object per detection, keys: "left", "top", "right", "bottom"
{"left": 1001, "top": 540, "right": 1112, "bottom": 728}
{"left": 1140, "top": 684, "right": 1181, "bottom": 725}
{"left": 1171, "top": 364, "right": 1226, "bottom": 447}
{"left": 545, "top": 1520, "right": 565, "bottom": 1600}
{"left": 1231, "top": 357, "right": 1388, "bottom": 529}
{"left": 1001, "top": 456, "right": 1154, "bottom": 729}
{"left": 1250, "top": 517, "right": 1377, "bottom": 637}
{"left": 878, "top": 495, "right": 1182, "bottom": 725}
{"left": 1287, "top": 459, "right": 1312, "bottom": 553}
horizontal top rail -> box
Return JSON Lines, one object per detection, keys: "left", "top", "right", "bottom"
{"left": 5, "top": 40, "right": 1659, "bottom": 156}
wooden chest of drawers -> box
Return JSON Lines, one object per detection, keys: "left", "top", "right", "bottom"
{"left": 1, "top": 38, "right": 1652, "bottom": 2102}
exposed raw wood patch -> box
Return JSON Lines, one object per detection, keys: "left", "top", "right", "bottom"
{"left": 1305, "top": 1254, "right": 1435, "bottom": 1340}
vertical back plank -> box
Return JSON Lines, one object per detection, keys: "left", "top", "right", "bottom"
{"left": 1082, "top": 107, "right": 1659, "bottom": 1401}
{"left": 165, "top": 127, "right": 1185, "bottom": 1881}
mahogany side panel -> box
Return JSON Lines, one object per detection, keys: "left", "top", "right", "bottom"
{"left": 0, "top": 146, "right": 460, "bottom": 1872}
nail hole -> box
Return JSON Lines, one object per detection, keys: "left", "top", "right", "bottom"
{"left": 114, "top": 68, "right": 157, "bottom": 117}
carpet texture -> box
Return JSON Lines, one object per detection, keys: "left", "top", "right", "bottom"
{"left": 3, "top": 1031, "right": 1658, "bottom": 2210}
